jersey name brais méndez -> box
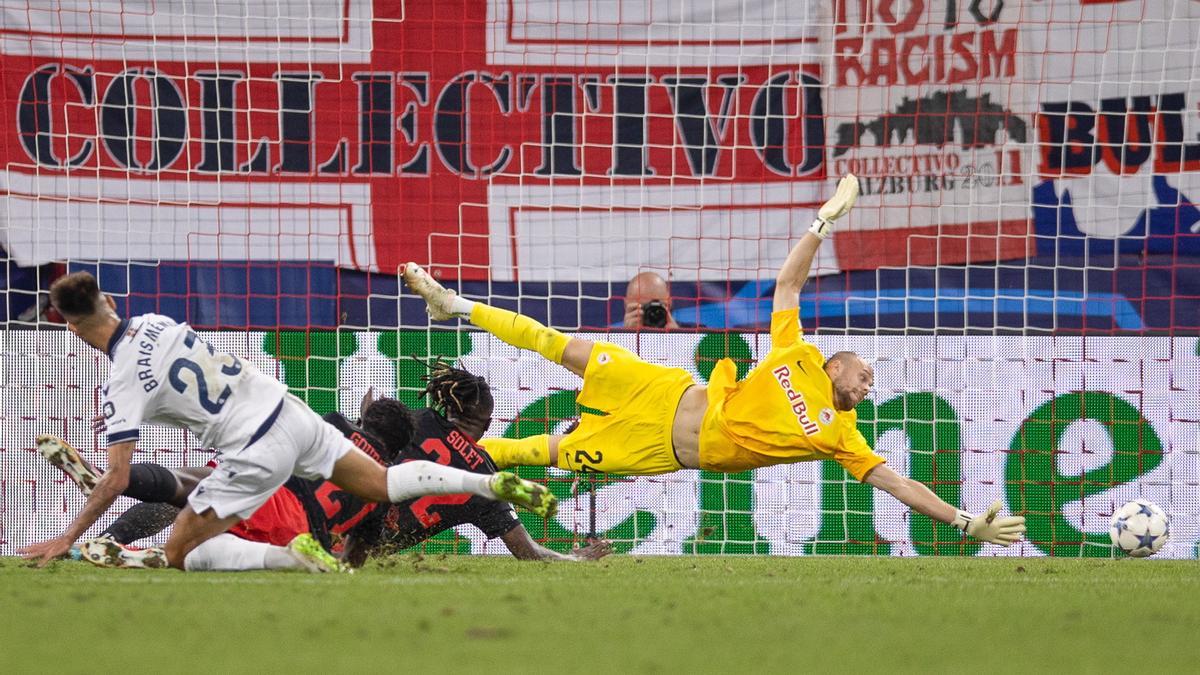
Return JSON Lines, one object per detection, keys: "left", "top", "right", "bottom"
{"left": 699, "top": 308, "right": 885, "bottom": 481}
{"left": 102, "top": 314, "right": 286, "bottom": 449}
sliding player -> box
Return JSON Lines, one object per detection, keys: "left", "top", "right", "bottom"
{"left": 351, "top": 364, "right": 608, "bottom": 561}
{"left": 402, "top": 174, "right": 1026, "bottom": 547}
{"left": 20, "top": 273, "right": 557, "bottom": 571}
{"left": 41, "top": 365, "right": 606, "bottom": 569}
{"left": 39, "top": 393, "right": 419, "bottom": 572}
{"left": 46, "top": 436, "right": 350, "bottom": 572}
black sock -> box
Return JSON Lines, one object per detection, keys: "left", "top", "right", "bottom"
{"left": 101, "top": 502, "right": 180, "bottom": 545}
{"left": 124, "top": 463, "right": 182, "bottom": 505}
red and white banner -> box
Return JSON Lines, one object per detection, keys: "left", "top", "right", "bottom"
{"left": 8, "top": 0, "right": 1190, "bottom": 281}
{"left": 1025, "top": 0, "right": 1200, "bottom": 241}
{"left": 0, "top": 0, "right": 831, "bottom": 281}
{"left": 827, "top": 0, "right": 1033, "bottom": 269}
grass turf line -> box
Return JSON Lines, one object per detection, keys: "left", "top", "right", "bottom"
{"left": 1, "top": 555, "right": 1195, "bottom": 673}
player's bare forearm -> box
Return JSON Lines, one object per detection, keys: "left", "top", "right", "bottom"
{"left": 773, "top": 174, "right": 859, "bottom": 313}
{"left": 864, "top": 464, "right": 957, "bottom": 524}
{"left": 865, "top": 463, "right": 1027, "bottom": 546}
{"left": 528, "top": 543, "right": 575, "bottom": 561}
{"left": 500, "top": 526, "right": 611, "bottom": 561}
{"left": 62, "top": 441, "right": 135, "bottom": 541}
{"left": 524, "top": 540, "right": 612, "bottom": 562}
{"left": 62, "top": 469, "right": 127, "bottom": 541}
{"left": 772, "top": 232, "right": 823, "bottom": 313}
{"left": 501, "top": 526, "right": 565, "bottom": 560}
{"left": 18, "top": 447, "right": 131, "bottom": 565}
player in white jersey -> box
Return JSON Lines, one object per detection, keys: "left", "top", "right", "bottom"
{"left": 19, "top": 272, "right": 556, "bottom": 572}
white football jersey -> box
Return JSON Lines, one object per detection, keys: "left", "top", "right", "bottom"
{"left": 101, "top": 314, "right": 287, "bottom": 449}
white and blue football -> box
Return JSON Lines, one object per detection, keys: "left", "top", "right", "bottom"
{"left": 1110, "top": 499, "right": 1169, "bottom": 558}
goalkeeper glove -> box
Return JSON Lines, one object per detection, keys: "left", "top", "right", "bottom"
{"left": 951, "top": 499, "right": 1027, "bottom": 546}
{"left": 809, "top": 173, "right": 860, "bottom": 240}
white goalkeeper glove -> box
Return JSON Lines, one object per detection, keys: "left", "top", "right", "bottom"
{"left": 951, "top": 499, "right": 1027, "bottom": 547}
{"left": 809, "top": 173, "right": 860, "bottom": 240}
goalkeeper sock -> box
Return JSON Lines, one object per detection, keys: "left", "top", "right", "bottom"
{"left": 447, "top": 295, "right": 476, "bottom": 316}
{"left": 385, "top": 460, "right": 493, "bottom": 502}
{"left": 469, "top": 304, "right": 570, "bottom": 364}
{"left": 480, "top": 436, "right": 551, "bottom": 469}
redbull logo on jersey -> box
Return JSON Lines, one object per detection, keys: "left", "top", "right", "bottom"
{"left": 771, "top": 365, "right": 821, "bottom": 436}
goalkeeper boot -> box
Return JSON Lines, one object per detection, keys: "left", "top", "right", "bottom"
{"left": 79, "top": 536, "right": 168, "bottom": 569}
{"left": 401, "top": 262, "right": 458, "bottom": 321}
{"left": 489, "top": 472, "right": 558, "bottom": 519}
{"left": 286, "top": 533, "right": 349, "bottom": 574}
{"left": 37, "top": 435, "right": 100, "bottom": 495}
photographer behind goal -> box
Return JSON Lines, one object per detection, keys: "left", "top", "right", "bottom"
{"left": 622, "top": 271, "right": 679, "bottom": 329}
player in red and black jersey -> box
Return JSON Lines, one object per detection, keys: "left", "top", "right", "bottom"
{"left": 48, "top": 363, "right": 608, "bottom": 567}
{"left": 277, "top": 397, "right": 416, "bottom": 566}
{"left": 292, "top": 363, "right": 607, "bottom": 565}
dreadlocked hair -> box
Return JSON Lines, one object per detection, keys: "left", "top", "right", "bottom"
{"left": 419, "top": 358, "right": 494, "bottom": 435}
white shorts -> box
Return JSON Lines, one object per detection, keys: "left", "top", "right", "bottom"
{"left": 189, "top": 393, "right": 354, "bottom": 520}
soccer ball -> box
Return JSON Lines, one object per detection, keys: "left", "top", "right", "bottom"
{"left": 1109, "top": 499, "right": 1169, "bottom": 558}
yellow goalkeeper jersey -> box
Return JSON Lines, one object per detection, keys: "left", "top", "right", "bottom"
{"left": 698, "top": 308, "right": 885, "bottom": 481}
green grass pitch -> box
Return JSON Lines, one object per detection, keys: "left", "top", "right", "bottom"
{"left": 2, "top": 555, "right": 1195, "bottom": 673}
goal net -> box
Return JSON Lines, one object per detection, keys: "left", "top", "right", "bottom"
{"left": 1, "top": 0, "right": 1197, "bottom": 557}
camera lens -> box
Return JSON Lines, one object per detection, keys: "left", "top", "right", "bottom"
{"left": 642, "top": 300, "right": 668, "bottom": 328}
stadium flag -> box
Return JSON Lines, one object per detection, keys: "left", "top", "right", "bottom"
{"left": 10, "top": 0, "right": 1167, "bottom": 282}
{"left": 1024, "top": 0, "right": 1200, "bottom": 257}
{"left": 0, "top": 0, "right": 830, "bottom": 282}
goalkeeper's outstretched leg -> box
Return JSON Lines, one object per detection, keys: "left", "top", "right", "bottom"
{"left": 402, "top": 262, "right": 595, "bottom": 377}
{"left": 403, "top": 262, "right": 689, "bottom": 475}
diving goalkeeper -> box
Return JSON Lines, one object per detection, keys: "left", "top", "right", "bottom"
{"left": 402, "top": 175, "right": 1026, "bottom": 547}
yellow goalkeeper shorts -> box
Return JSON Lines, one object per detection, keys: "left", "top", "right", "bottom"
{"left": 556, "top": 342, "right": 694, "bottom": 475}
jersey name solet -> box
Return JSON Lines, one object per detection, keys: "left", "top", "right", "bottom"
{"left": 771, "top": 365, "right": 821, "bottom": 436}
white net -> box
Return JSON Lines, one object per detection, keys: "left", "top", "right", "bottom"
{"left": 1, "top": 0, "right": 1198, "bottom": 557}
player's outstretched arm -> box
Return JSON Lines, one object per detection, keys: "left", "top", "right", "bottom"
{"left": 19, "top": 440, "right": 136, "bottom": 565}
{"left": 864, "top": 464, "right": 1026, "bottom": 547}
{"left": 773, "top": 174, "right": 859, "bottom": 314}
{"left": 500, "top": 525, "right": 612, "bottom": 561}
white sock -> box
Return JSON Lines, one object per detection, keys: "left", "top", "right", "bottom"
{"left": 386, "top": 460, "right": 492, "bottom": 502}
{"left": 263, "top": 547, "right": 307, "bottom": 570}
{"left": 182, "top": 533, "right": 299, "bottom": 571}
{"left": 449, "top": 295, "right": 476, "bottom": 317}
